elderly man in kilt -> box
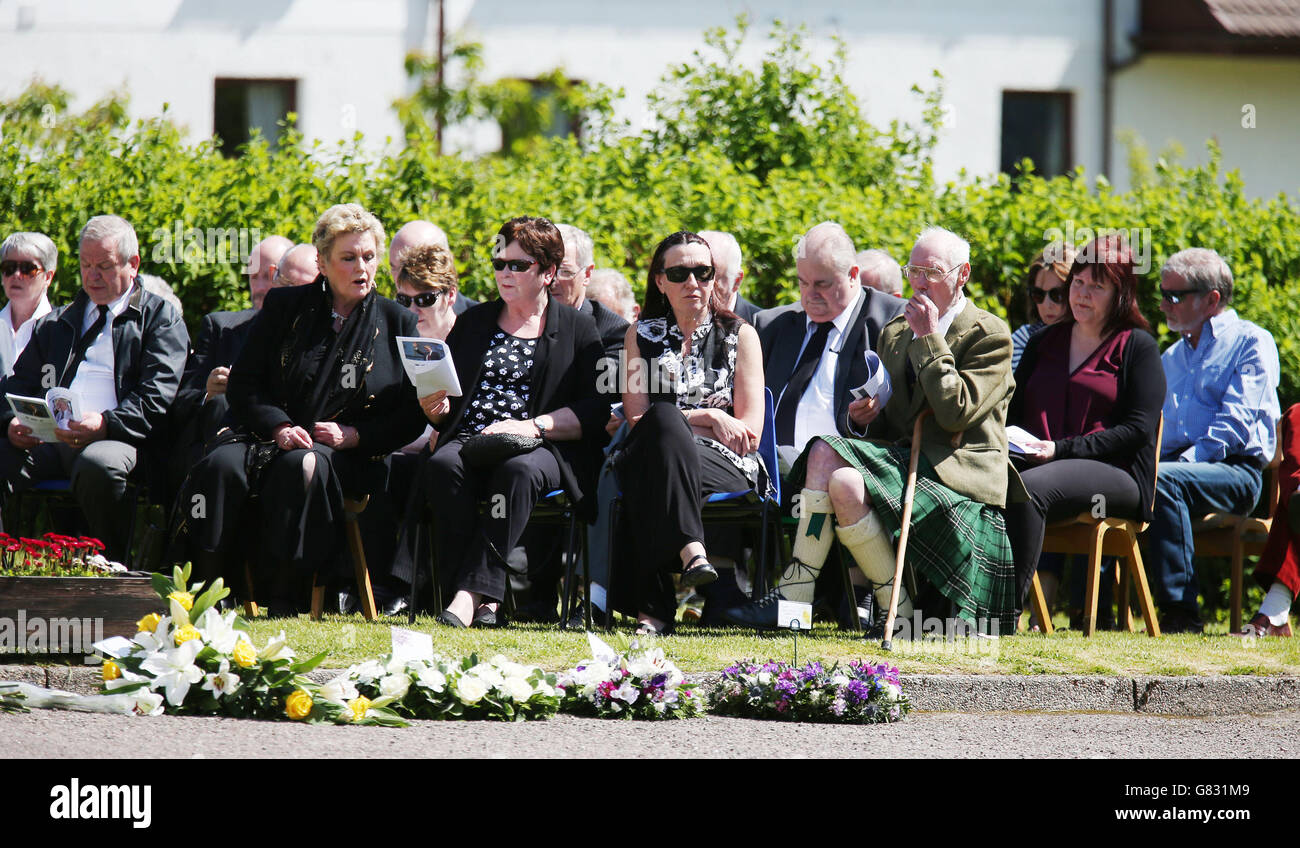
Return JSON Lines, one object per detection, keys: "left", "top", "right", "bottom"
{"left": 724, "top": 227, "right": 1020, "bottom": 634}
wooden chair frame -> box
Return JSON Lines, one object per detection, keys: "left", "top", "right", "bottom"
{"left": 1028, "top": 415, "right": 1164, "bottom": 637}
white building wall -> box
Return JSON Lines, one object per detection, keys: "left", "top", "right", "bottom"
{"left": 1, "top": 0, "right": 1295, "bottom": 198}
{"left": 1111, "top": 54, "right": 1300, "bottom": 198}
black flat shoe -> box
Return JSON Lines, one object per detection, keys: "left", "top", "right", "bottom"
{"left": 435, "top": 609, "right": 468, "bottom": 628}
{"left": 719, "top": 588, "right": 785, "bottom": 630}
{"left": 472, "top": 606, "right": 506, "bottom": 628}
{"left": 680, "top": 554, "right": 719, "bottom": 588}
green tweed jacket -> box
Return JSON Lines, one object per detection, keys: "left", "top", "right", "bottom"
{"left": 869, "top": 301, "right": 1023, "bottom": 508}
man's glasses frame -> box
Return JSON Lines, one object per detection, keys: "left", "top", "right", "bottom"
{"left": 901, "top": 263, "right": 961, "bottom": 284}
{"left": 1159, "top": 288, "right": 1206, "bottom": 305}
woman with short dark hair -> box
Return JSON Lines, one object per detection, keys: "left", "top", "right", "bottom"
{"left": 405, "top": 216, "right": 607, "bottom": 628}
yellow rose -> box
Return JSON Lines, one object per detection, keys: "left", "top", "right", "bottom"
{"left": 285, "top": 689, "right": 313, "bottom": 721}
{"left": 167, "top": 591, "right": 194, "bottom": 611}
{"left": 347, "top": 695, "right": 371, "bottom": 722}
{"left": 231, "top": 639, "right": 257, "bottom": 668}
{"left": 101, "top": 661, "right": 121, "bottom": 682}
{"left": 174, "top": 624, "right": 202, "bottom": 646}
{"left": 136, "top": 612, "right": 161, "bottom": 633}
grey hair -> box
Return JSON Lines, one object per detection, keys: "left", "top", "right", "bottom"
{"left": 588, "top": 268, "right": 637, "bottom": 320}
{"left": 556, "top": 224, "right": 594, "bottom": 269}
{"left": 79, "top": 215, "right": 139, "bottom": 263}
{"left": 698, "top": 230, "right": 743, "bottom": 280}
{"left": 913, "top": 226, "right": 971, "bottom": 270}
{"left": 1162, "top": 247, "right": 1233, "bottom": 304}
{"left": 856, "top": 248, "right": 902, "bottom": 295}
{"left": 796, "top": 221, "right": 856, "bottom": 275}
{"left": 0, "top": 232, "right": 58, "bottom": 274}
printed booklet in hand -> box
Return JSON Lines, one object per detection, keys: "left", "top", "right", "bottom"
{"left": 6, "top": 388, "right": 84, "bottom": 442}
{"left": 397, "top": 337, "right": 462, "bottom": 398}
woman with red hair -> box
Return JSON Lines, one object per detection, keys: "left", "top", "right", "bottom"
{"left": 1003, "top": 234, "right": 1166, "bottom": 625}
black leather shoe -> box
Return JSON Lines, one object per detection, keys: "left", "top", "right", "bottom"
{"left": 472, "top": 606, "right": 506, "bottom": 628}
{"left": 435, "top": 609, "right": 468, "bottom": 628}
{"left": 564, "top": 604, "right": 609, "bottom": 630}
{"left": 719, "top": 588, "right": 786, "bottom": 629}
{"left": 380, "top": 595, "right": 409, "bottom": 618}
{"left": 1159, "top": 608, "right": 1204, "bottom": 635}
{"left": 680, "top": 555, "right": 719, "bottom": 589}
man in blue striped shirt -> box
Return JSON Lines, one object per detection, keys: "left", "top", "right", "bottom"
{"left": 1152, "top": 248, "right": 1280, "bottom": 633}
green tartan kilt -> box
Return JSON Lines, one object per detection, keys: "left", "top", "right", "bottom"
{"left": 790, "top": 435, "right": 1016, "bottom": 634}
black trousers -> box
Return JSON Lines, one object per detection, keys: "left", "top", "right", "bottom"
{"left": 615, "top": 402, "right": 749, "bottom": 621}
{"left": 411, "top": 438, "right": 563, "bottom": 604}
{"left": 0, "top": 439, "right": 137, "bottom": 563}
{"left": 1004, "top": 458, "right": 1142, "bottom": 610}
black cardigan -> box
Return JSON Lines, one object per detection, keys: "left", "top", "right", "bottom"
{"left": 437, "top": 296, "right": 610, "bottom": 518}
{"left": 1009, "top": 323, "right": 1166, "bottom": 521}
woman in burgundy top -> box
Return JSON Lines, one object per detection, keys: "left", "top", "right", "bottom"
{"left": 1004, "top": 234, "right": 1165, "bottom": 619}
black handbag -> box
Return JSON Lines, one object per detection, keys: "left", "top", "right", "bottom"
{"left": 459, "top": 432, "right": 543, "bottom": 468}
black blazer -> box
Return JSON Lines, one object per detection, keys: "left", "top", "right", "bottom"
{"left": 1009, "top": 324, "right": 1166, "bottom": 521}
{"left": 732, "top": 295, "right": 762, "bottom": 325}
{"left": 227, "top": 285, "right": 426, "bottom": 458}
{"left": 173, "top": 308, "right": 259, "bottom": 423}
{"left": 581, "top": 297, "right": 630, "bottom": 357}
{"left": 0, "top": 283, "right": 189, "bottom": 445}
{"left": 757, "top": 288, "right": 905, "bottom": 441}
{"left": 437, "top": 296, "right": 609, "bottom": 516}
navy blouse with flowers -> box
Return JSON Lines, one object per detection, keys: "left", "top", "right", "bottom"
{"left": 462, "top": 331, "right": 538, "bottom": 434}
{"left": 635, "top": 312, "right": 770, "bottom": 495}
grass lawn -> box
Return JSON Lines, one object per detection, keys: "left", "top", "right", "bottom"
{"left": 245, "top": 613, "right": 1300, "bottom": 676}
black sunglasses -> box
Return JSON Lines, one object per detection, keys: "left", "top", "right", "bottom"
{"left": 1, "top": 260, "right": 43, "bottom": 277}
{"left": 662, "top": 265, "right": 715, "bottom": 284}
{"left": 492, "top": 258, "right": 536, "bottom": 273}
{"left": 1159, "top": 287, "right": 1204, "bottom": 305}
{"left": 395, "top": 290, "right": 443, "bottom": 308}
{"left": 1030, "top": 285, "right": 1068, "bottom": 305}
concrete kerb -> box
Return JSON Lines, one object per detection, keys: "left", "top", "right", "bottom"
{"left": 4, "top": 665, "right": 1297, "bottom": 717}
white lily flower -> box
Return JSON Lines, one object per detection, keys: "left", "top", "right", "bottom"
{"left": 319, "top": 674, "right": 359, "bottom": 704}
{"left": 140, "top": 640, "right": 204, "bottom": 706}
{"left": 384, "top": 655, "right": 407, "bottom": 676}
{"left": 201, "top": 660, "right": 242, "bottom": 698}
{"left": 614, "top": 681, "right": 640, "bottom": 704}
{"left": 196, "top": 608, "right": 242, "bottom": 654}
{"left": 131, "top": 691, "right": 165, "bottom": 716}
{"left": 257, "top": 630, "right": 296, "bottom": 662}
{"left": 379, "top": 674, "right": 410, "bottom": 700}
{"left": 132, "top": 616, "right": 173, "bottom": 653}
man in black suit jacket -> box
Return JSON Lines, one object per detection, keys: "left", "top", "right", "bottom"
{"left": 390, "top": 220, "right": 479, "bottom": 316}
{"left": 751, "top": 222, "right": 904, "bottom": 628}
{"left": 554, "top": 224, "right": 629, "bottom": 356}
{"left": 701, "top": 230, "right": 762, "bottom": 324}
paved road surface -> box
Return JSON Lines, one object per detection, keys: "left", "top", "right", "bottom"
{"left": 3, "top": 708, "right": 1297, "bottom": 758}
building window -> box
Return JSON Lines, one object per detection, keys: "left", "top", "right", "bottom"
{"left": 1000, "top": 91, "right": 1072, "bottom": 178}
{"left": 214, "top": 79, "right": 297, "bottom": 157}
{"left": 498, "top": 79, "right": 581, "bottom": 153}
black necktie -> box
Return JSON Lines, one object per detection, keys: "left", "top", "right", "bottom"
{"left": 775, "top": 321, "right": 832, "bottom": 445}
{"left": 62, "top": 304, "right": 109, "bottom": 387}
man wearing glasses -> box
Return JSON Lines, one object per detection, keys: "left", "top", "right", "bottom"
{"left": 0, "top": 232, "right": 57, "bottom": 378}
{"left": 1151, "top": 247, "right": 1280, "bottom": 634}
{"left": 554, "top": 224, "right": 629, "bottom": 357}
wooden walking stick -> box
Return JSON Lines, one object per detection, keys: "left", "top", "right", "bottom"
{"left": 882, "top": 409, "right": 931, "bottom": 651}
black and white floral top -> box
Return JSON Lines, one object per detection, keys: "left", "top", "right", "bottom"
{"left": 635, "top": 312, "right": 771, "bottom": 496}
{"left": 462, "top": 331, "right": 538, "bottom": 434}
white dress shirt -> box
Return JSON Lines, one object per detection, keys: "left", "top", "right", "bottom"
{"left": 786, "top": 289, "right": 863, "bottom": 453}
{"left": 70, "top": 284, "right": 135, "bottom": 416}
{"left": 0, "top": 294, "right": 52, "bottom": 376}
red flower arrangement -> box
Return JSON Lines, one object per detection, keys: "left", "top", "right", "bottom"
{"left": 0, "top": 533, "right": 110, "bottom": 576}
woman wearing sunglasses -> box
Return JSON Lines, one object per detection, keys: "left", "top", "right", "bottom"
{"left": 1010, "top": 244, "right": 1077, "bottom": 371}
{"left": 612, "top": 231, "right": 768, "bottom": 636}
{"left": 397, "top": 216, "right": 607, "bottom": 628}
{"left": 0, "top": 232, "right": 57, "bottom": 377}
{"left": 1004, "top": 234, "right": 1165, "bottom": 629}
